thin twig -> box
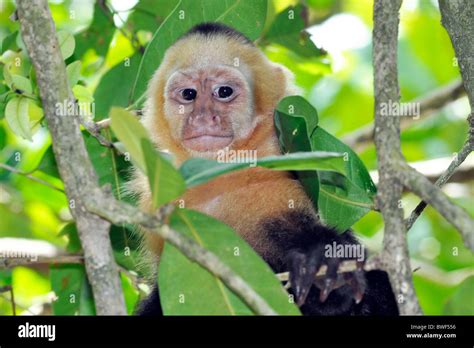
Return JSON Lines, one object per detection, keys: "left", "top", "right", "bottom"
{"left": 0, "top": 255, "right": 84, "bottom": 268}
{"left": 10, "top": 287, "right": 16, "bottom": 316}
{"left": 398, "top": 160, "right": 474, "bottom": 250}
{"left": 0, "top": 163, "right": 64, "bottom": 192}
{"left": 405, "top": 139, "right": 473, "bottom": 231}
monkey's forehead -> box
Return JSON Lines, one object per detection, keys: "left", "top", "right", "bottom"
{"left": 163, "top": 35, "right": 257, "bottom": 73}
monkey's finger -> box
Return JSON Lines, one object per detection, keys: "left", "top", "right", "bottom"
{"left": 344, "top": 269, "right": 366, "bottom": 304}
{"left": 319, "top": 257, "right": 340, "bottom": 302}
{"left": 288, "top": 249, "right": 320, "bottom": 306}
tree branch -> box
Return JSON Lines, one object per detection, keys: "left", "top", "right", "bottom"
{"left": 405, "top": 139, "right": 473, "bottom": 231}
{"left": 373, "top": 0, "right": 422, "bottom": 315}
{"left": 16, "top": 0, "right": 126, "bottom": 315}
{"left": 398, "top": 160, "right": 474, "bottom": 250}
{"left": 439, "top": 0, "right": 474, "bottom": 111}
{"left": 0, "top": 163, "right": 64, "bottom": 192}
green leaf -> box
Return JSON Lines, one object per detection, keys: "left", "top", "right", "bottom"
{"left": 126, "top": 0, "right": 179, "bottom": 33}
{"left": 180, "top": 151, "right": 345, "bottom": 188}
{"left": 110, "top": 107, "right": 149, "bottom": 173}
{"left": 110, "top": 225, "right": 141, "bottom": 273}
{"left": 36, "top": 145, "right": 60, "bottom": 178}
{"left": 311, "top": 127, "right": 376, "bottom": 230}
{"left": 74, "top": 1, "right": 115, "bottom": 58}
{"left": 66, "top": 61, "right": 82, "bottom": 87}
{"left": 274, "top": 96, "right": 377, "bottom": 231}
{"left": 50, "top": 264, "right": 95, "bottom": 315}
{"left": 317, "top": 171, "right": 375, "bottom": 229}
{"left": 159, "top": 209, "right": 300, "bottom": 315}
{"left": 274, "top": 98, "right": 321, "bottom": 204}
{"left": 93, "top": 54, "right": 141, "bottom": 119}
{"left": 72, "top": 85, "right": 94, "bottom": 103}
{"left": 121, "top": 272, "right": 140, "bottom": 315}
{"left": 311, "top": 127, "right": 376, "bottom": 194}
{"left": 58, "top": 223, "right": 81, "bottom": 253}
{"left": 83, "top": 131, "right": 132, "bottom": 198}
{"left": 57, "top": 31, "right": 75, "bottom": 60}
{"left": 11, "top": 75, "right": 32, "bottom": 94}
{"left": 264, "top": 5, "right": 323, "bottom": 58}
{"left": 1, "top": 31, "right": 18, "bottom": 54}
{"left": 141, "top": 138, "right": 186, "bottom": 209}
{"left": 275, "top": 95, "right": 319, "bottom": 142}
{"left": 131, "top": 0, "right": 268, "bottom": 105}
{"left": 3, "top": 65, "right": 12, "bottom": 87}
{"left": 5, "top": 97, "right": 32, "bottom": 141}
{"left": 443, "top": 276, "right": 474, "bottom": 315}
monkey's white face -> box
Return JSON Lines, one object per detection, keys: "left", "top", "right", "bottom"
{"left": 164, "top": 65, "right": 254, "bottom": 155}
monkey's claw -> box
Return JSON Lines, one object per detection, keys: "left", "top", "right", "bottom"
{"left": 287, "top": 246, "right": 367, "bottom": 307}
{"left": 287, "top": 249, "right": 321, "bottom": 306}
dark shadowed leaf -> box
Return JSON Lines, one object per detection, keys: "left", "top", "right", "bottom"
{"left": 274, "top": 96, "right": 376, "bottom": 231}
{"left": 36, "top": 145, "right": 60, "bottom": 178}
{"left": 74, "top": 1, "right": 115, "bottom": 58}
{"left": 94, "top": 54, "right": 141, "bottom": 119}
{"left": 1, "top": 31, "right": 18, "bottom": 54}
{"left": 263, "top": 5, "right": 323, "bottom": 58}
{"left": 126, "top": 0, "right": 179, "bottom": 33}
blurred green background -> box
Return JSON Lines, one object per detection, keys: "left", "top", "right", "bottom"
{"left": 0, "top": 0, "right": 472, "bottom": 315}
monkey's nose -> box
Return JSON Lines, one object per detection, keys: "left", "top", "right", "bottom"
{"left": 190, "top": 114, "right": 221, "bottom": 127}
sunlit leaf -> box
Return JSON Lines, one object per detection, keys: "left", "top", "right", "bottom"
{"left": 5, "top": 97, "right": 32, "bottom": 141}
{"left": 141, "top": 138, "right": 186, "bottom": 209}
{"left": 11, "top": 75, "right": 32, "bottom": 94}
{"left": 57, "top": 31, "right": 75, "bottom": 60}
{"left": 72, "top": 85, "right": 94, "bottom": 103}
{"left": 180, "top": 151, "right": 345, "bottom": 188}
{"left": 110, "top": 107, "right": 149, "bottom": 173}
{"left": 66, "top": 61, "right": 82, "bottom": 88}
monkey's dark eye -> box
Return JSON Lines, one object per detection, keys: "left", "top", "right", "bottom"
{"left": 217, "top": 86, "right": 233, "bottom": 99}
{"left": 181, "top": 88, "right": 197, "bottom": 101}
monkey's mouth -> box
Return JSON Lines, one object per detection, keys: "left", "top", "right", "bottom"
{"left": 183, "top": 134, "right": 233, "bottom": 152}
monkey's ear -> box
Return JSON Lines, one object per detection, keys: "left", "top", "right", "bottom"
{"left": 253, "top": 63, "right": 291, "bottom": 116}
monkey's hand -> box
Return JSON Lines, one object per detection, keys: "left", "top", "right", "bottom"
{"left": 286, "top": 231, "right": 367, "bottom": 308}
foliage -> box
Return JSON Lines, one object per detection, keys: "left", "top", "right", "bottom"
{"left": 0, "top": 0, "right": 472, "bottom": 316}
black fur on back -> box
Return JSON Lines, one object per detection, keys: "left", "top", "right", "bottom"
{"left": 181, "top": 22, "right": 254, "bottom": 45}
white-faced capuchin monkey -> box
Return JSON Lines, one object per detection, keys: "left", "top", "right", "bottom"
{"left": 132, "top": 22, "right": 398, "bottom": 316}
